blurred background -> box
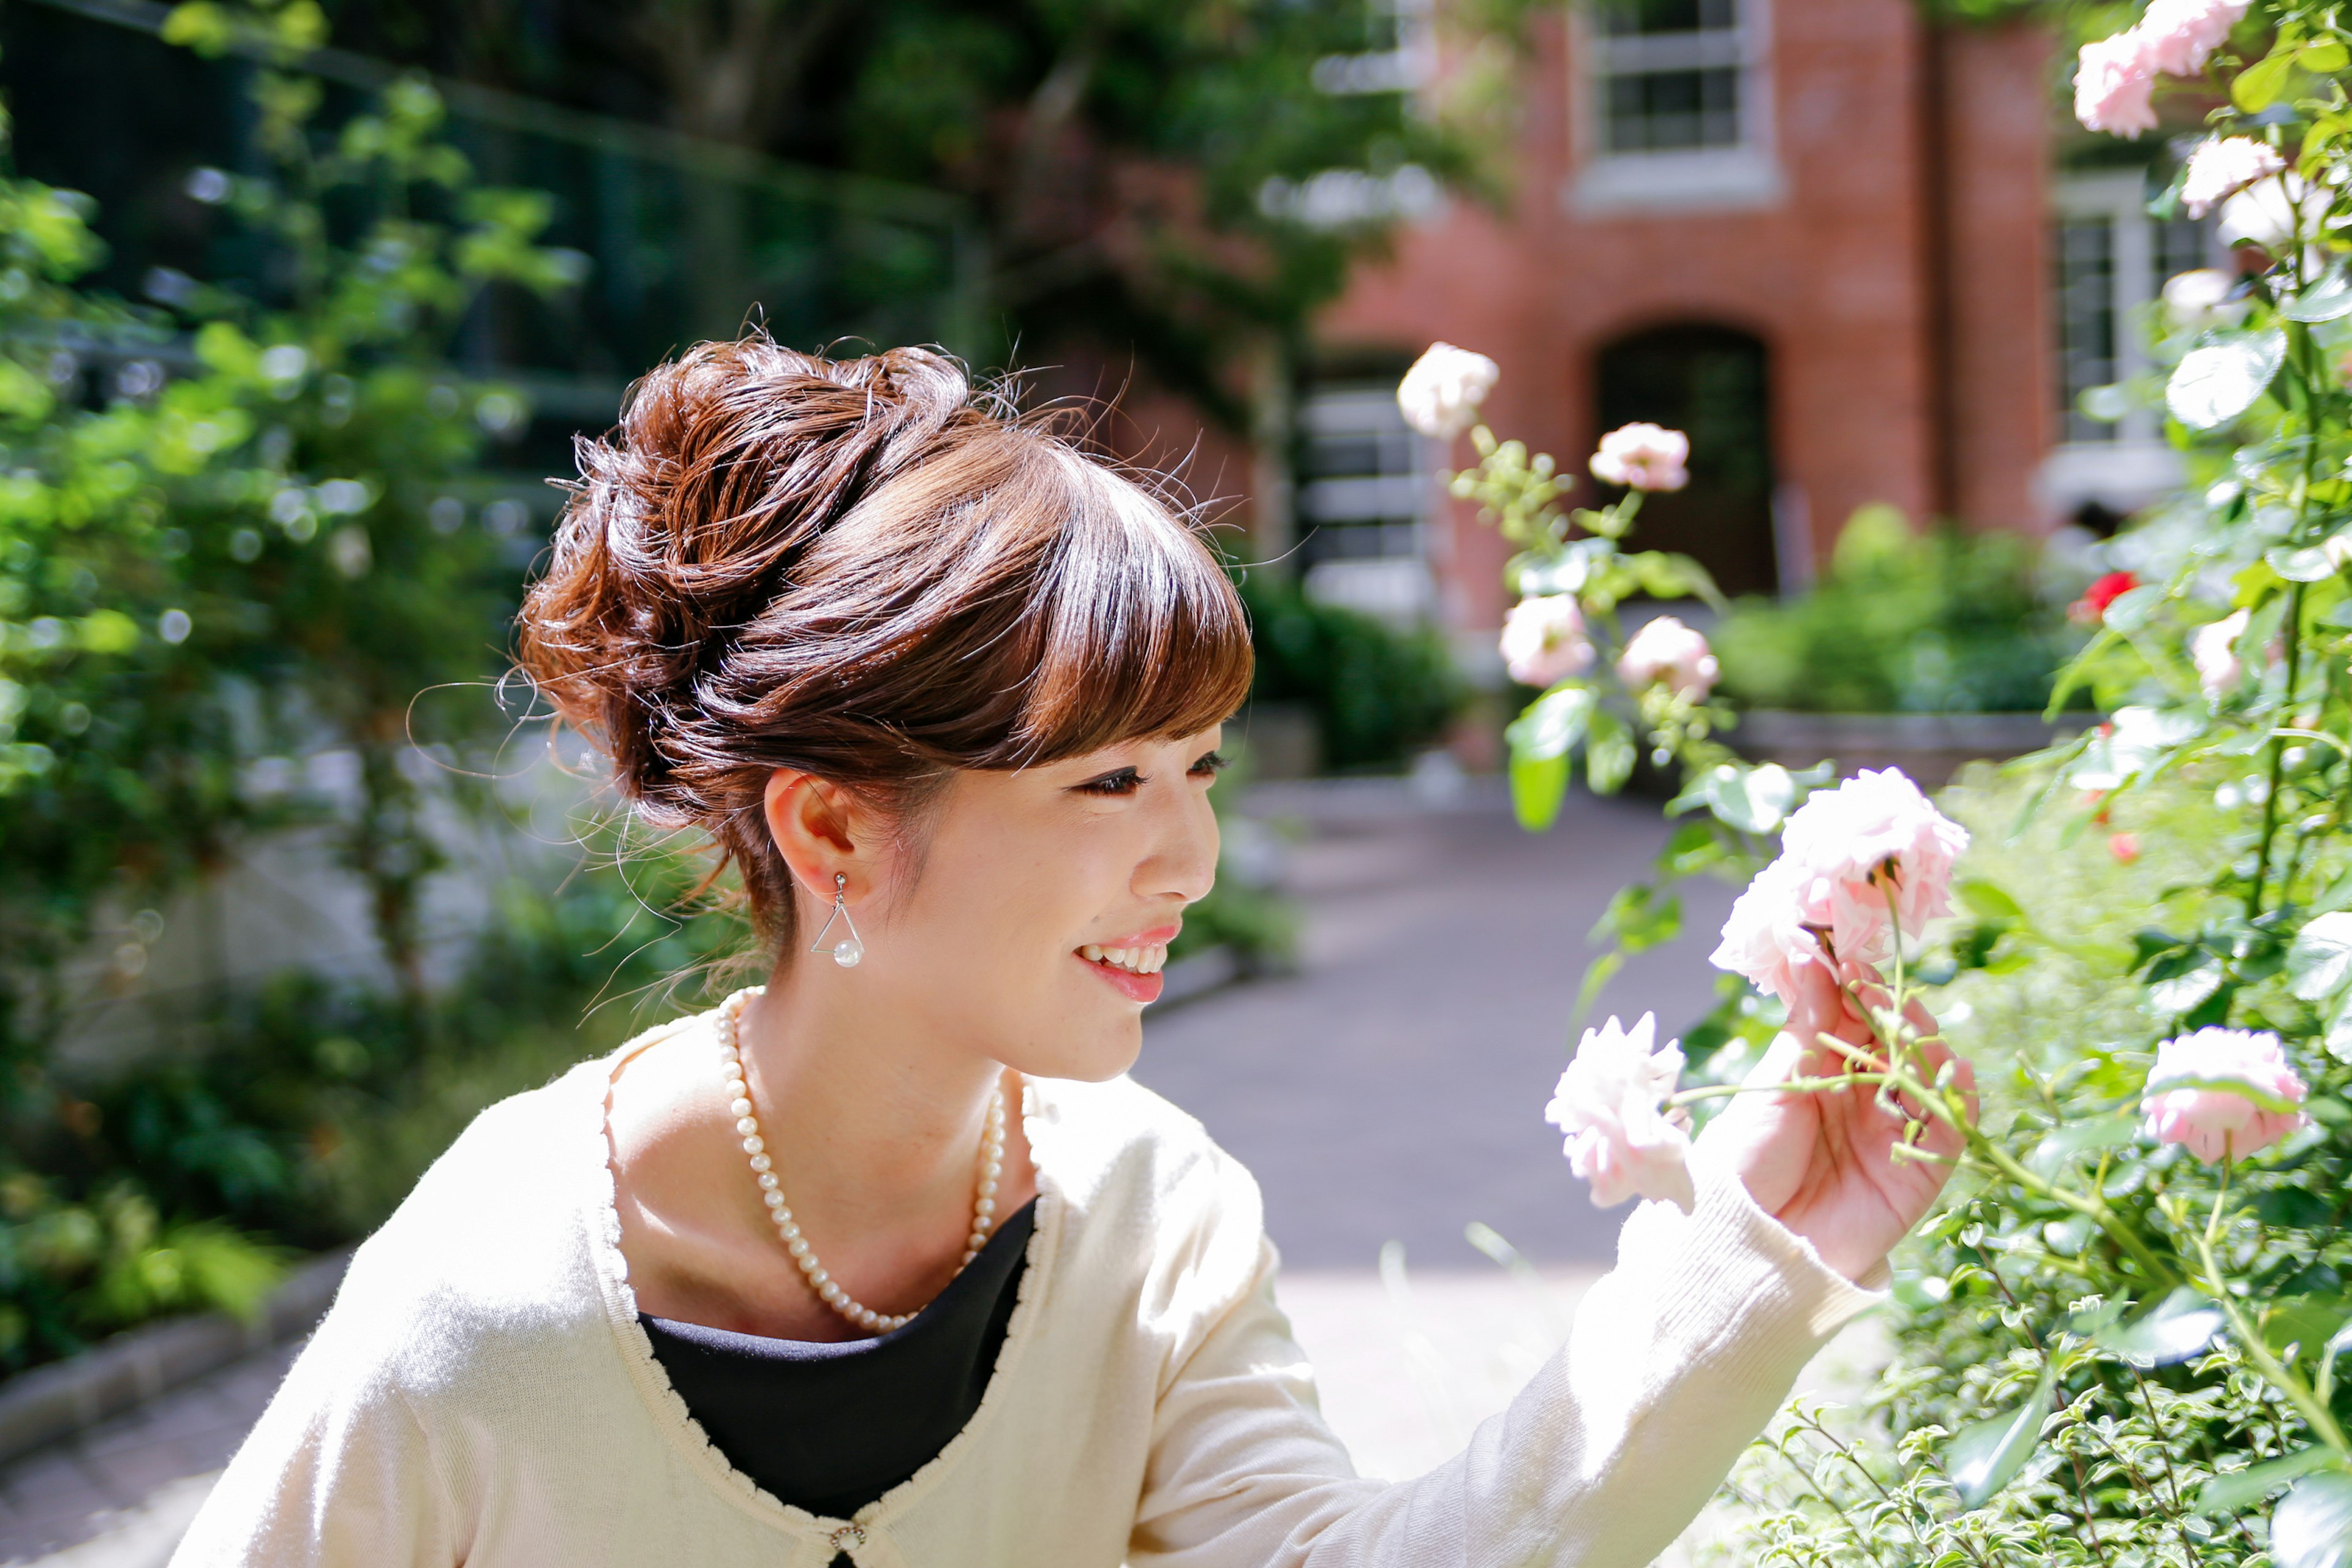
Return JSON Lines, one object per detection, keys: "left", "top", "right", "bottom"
{"left": 0, "top": 0, "right": 2175, "bottom": 1555}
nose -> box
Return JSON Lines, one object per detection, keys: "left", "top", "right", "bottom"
{"left": 1137, "top": 776, "right": 1219, "bottom": 905}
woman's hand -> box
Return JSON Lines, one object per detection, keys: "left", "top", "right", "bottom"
{"left": 1695, "top": 960, "right": 1974, "bottom": 1284}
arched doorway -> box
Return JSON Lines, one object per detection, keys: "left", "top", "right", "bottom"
{"left": 1594, "top": 324, "right": 1777, "bottom": 597}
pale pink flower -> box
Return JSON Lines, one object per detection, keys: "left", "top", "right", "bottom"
{"left": 1545, "top": 1012, "right": 1694, "bottom": 1210}
{"left": 1397, "top": 342, "right": 1500, "bottom": 440}
{"left": 1617, "top": 615, "right": 1720, "bottom": 700}
{"left": 2141, "top": 1027, "right": 2308, "bottom": 1163}
{"left": 2192, "top": 608, "right": 2249, "bottom": 698}
{"left": 1774, "top": 768, "right": 1972, "bottom": 966}
{"left": 2136, "top": 0, "right": 2247, "bottom": 76}
{"left": 1711, "top": 856, "right": 1831, "bottom": 1008}
{"left": 2218, "top": 172, "right": 2326, "bottom": 256}
{"left": 2162, "top": 268, "right": 2250, "bottom": 333}
{"left": 1499, "top": 594, "right": 1594, "bottom": 688}
{"left": 1591, "top": 423, "right": 1691, "bottom": 492}
{"left": 2181, "top": 136, "right": 2285, "bottom": 218}
{"left": 2075, "top": 31, "right": 2160, "bottom": 137}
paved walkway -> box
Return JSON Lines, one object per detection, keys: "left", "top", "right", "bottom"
{"left": 0, "top": 783, "right": 1753, "bottom": 1561}
{"left": 1137, "top": 780, "right": 1740, "bottom": 1269}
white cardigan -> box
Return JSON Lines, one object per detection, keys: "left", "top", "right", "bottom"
{"left": 172, "top": 1008, "right": 1880, "bottom": 1567}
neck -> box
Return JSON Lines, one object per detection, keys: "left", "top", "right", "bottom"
{"left": 733, "top": 959, "right": 1003, "bottom": 1237}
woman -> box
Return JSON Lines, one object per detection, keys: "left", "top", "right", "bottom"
{"left": 174, "top": 339, "right": 1958, "bottom": 1567}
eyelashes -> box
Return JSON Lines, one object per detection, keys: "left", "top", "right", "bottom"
{"left": 1073, "top": 751, "right": 1230, "bottom": 797}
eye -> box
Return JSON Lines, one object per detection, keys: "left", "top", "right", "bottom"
{"left": 1074, "top": 766, "right": 1144, "bottom": 797}
{"left": 1189, "top": 750, "right": 1231, "bottom": 779}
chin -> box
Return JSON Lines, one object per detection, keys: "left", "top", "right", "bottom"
{"left": 1009, "top": 1008, "right": 1145, "bottom": 1084}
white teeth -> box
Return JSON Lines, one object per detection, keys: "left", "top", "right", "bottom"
{"left": 1080, "top": 943, "right": 1170, "bottom": 975}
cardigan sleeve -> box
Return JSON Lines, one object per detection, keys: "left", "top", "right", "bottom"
{"left": 168, "top": 1329, "right": 462, "bottom": 1568}
{"left": 1126, "top": 1152, "right": 1883, "bottom": 1568}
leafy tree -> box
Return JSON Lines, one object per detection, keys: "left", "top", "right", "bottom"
{"left": 323, "top": 0, "right": 1511, "bottom": 421}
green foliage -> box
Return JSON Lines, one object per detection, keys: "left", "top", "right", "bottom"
{"left": 0, "top": 6, "right": 611, "bottom": 1367}
{"left": 1704, "top": 10, "right": 2352, "bottom": 1559}
{"left": 1236, "top": 570, "right": 1466, "bottom": 772}
{"left": 326, "top": 0, "right": 1511, "bottom": 424}
{"left": 1712, "top": 505, "right": 2083, "bottom": 715}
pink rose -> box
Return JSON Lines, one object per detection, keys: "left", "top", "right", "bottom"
{"left": 2192, "top": 608, "right": 2248, "bottom": 699}
{"left": 2181, "top": 135, "right": 2286, "bottom": 218}
{"left": 2075, "top": 31, "right": 2160, "bottom": 137}
{"left": 1590, "top": 423, "right": 1691, "bottom": 492}
{"left": 1616, "top": 615, "right": 1719, "bottom": 700}
{"left": 2136, "top": 0, "right": 2247, "bottom": 76}
{"left": 1775, "top": 768, "right": 1971, "bottom": 966}
{"left": 1397, "top": 342, "right": 1500, "bottom": 440}
{"left": 1544, "top": 1012, "right": 1694, "bottom": 1210}
{"left": 1710, "top": 856, "right": 1830, "bottom": 1007}
{"left": 1499, "top": 594, "right": 1594, "bottom": 688}
{"left": 2141, "top": 1027, "right": 2309, "bottom": 1163}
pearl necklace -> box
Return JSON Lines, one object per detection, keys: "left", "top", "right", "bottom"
{"left": 715, "top": 989, "right": 1006, "bottom": 1335}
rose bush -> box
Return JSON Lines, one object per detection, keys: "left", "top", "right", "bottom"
{"left": 1411, "top": 7, "right": 2352, "bottom": 1539}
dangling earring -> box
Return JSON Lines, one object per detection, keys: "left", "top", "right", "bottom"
{"left": 809, "top": 872, "right": 865, "bottom": 968}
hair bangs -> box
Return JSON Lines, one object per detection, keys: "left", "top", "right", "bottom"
{"left": 1011, "top": 454, "right": 1253, "bottom": 764}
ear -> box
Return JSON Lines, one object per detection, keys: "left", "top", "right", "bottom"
{"left": 761, "top": 770, "right": 876, "bottom": 901}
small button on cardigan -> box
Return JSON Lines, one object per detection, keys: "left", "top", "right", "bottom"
{"left": 171, "top": 1007, "right": 1882, "bottom": 1568}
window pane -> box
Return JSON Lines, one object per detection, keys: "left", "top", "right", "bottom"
{"left": 1296, "top": 384, "right": 1425, "bottom": 566}
{"left": 2154, "top": 216, "right": 2209, "bottom": 287}
{"left": 1598, "top": 0, "right": 1737, "bottom": 36}
{"left": 2056, "top": 217, "right": 2117, "bottom": 444}
{"left": 1604, "top": 67, "right": 1740, "bottom": 151}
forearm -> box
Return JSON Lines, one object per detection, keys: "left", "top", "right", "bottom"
{"left": 1135, "top": 1153, "right": 1882, "bottom": 1568}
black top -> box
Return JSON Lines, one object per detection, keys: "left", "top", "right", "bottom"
{"left": 639, "top": 1197, "right": 1038, "bottom": 1526}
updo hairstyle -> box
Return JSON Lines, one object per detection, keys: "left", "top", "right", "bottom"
{"left": 517, "top": 336, "right": 1254, "bottom": 952}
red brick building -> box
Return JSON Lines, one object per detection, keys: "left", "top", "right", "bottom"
{"left": 1286, "top": 0, "right": 2065, "bottom": 644}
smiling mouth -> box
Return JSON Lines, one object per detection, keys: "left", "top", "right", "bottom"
{"left": 1077, "top": 943, "right": 1169, "bottom": 976}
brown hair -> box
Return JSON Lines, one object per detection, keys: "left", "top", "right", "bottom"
{"left": 518, "top": 336, "right": 1254, "bottom": 951}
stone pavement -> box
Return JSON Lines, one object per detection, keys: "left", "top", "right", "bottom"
{"left": 0, "top": 783, "right": 1756, "bottom": 1562}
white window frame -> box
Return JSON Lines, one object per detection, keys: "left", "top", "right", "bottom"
{"left": 2040, "top": 171, "right": 2213, "bottom": 517}
{"left": 1565, "top": 0, "right": 1784, "bottom": 217}
{"left": 1294, "top": 384, "right": 1440, "bottom": 622}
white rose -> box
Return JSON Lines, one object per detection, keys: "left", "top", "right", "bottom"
{"left": 2162, "top": 268, "right": 2250, "bottom": 333}
{"left": 1616, "top": 614, "right": 1719, "bottom": 700}
{"left": 2181, "top": 135, "right": 2286, "bottom": 219}
{"left": 2192, "top": 608, "right": 2250, "bottom": 698}
{"left": 1590, "top": 423, "right": 1691, "bottom": 492}
{"left": 1396, "top": 342, "right": 1500, "bottom": 440}
{"left": 1499, "top": 594, "right": 1594, "bottom": 688}
{"left": 1544, "top": 1012, "right": 1694, "bottom": 1210}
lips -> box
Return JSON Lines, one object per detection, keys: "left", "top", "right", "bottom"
{"left": 1076, "top": 925, "right": 1178, "bottom": 1003}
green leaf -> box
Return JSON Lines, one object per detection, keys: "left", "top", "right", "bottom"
{"left": 2101, "top": 582, "right": 2165, "bottom": 633}
{"left": 2275, "top": 545, "right": 2345, "bottom": 582}
{"left": 1945, "top": 1363, "right": 2055, "bottom": 1507}
{"left": 2274, "top": 1471, "right": 2352, "bottom": 1568}
{"left": 1584, "top": 708, "right": 1635, "bottom": 795}
{"left": 2290, "top": 912, "right": 2352, "bottom": 1001}
{"left": 2234, "top": 46, "right": 2298, "bottom": 113}
{"left": 2168, "top": 331, "right": 2288, "bottom": 429}
{"left": 1706, "top": 761, "right": 1796, "bottom": 834}
{"left": 2288, "top": 266, "right": 2352, "bottom": 323}
{"left": 2304, "top": 38, "right": 2351, "bottom": 73}
{"left": 1657, "top": 821, "right": 1731, "bottom": 878}
{"left": 2264, "top": 1296, "right": 2352, "bottom": 1357}
{"left": 2028, "top": 1114, "right": 2139, "bottom": 1174}
{"left": 1592, "top": 884, "right": 1683, "bottom": 953}
{"left": 1954, "top": 879, "right": 2023, "bottom": 924}
{"left": 2096, "top": 1286, "right": 2226, "bottom": 1368}
{"left": 2146, "top": 951, "right": 2226, "bottom": 1016}
{"left": 2198, "top": 1448, "right": 2344, "bottom": 1515}
{"left": 1506, "top": 684, "right": 1595, "bottom": 763}
{"left": 1510, "top": 750, "right": 1570, "bottom": 832}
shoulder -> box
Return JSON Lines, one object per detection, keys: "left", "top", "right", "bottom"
{"left": 1029, "top": 1075, "right": 1270, "bottom": 1344}
{"left": 316, "top": 1017, "right": 702, "bottom": 1398}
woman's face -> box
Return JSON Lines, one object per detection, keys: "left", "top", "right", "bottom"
{"left": 838, "top": 725, "right": 1226, "bottom": 1082}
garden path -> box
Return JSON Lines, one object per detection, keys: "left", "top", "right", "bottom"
{"left": 0, "top": 781, "right": 1751, "bottom": 1562}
